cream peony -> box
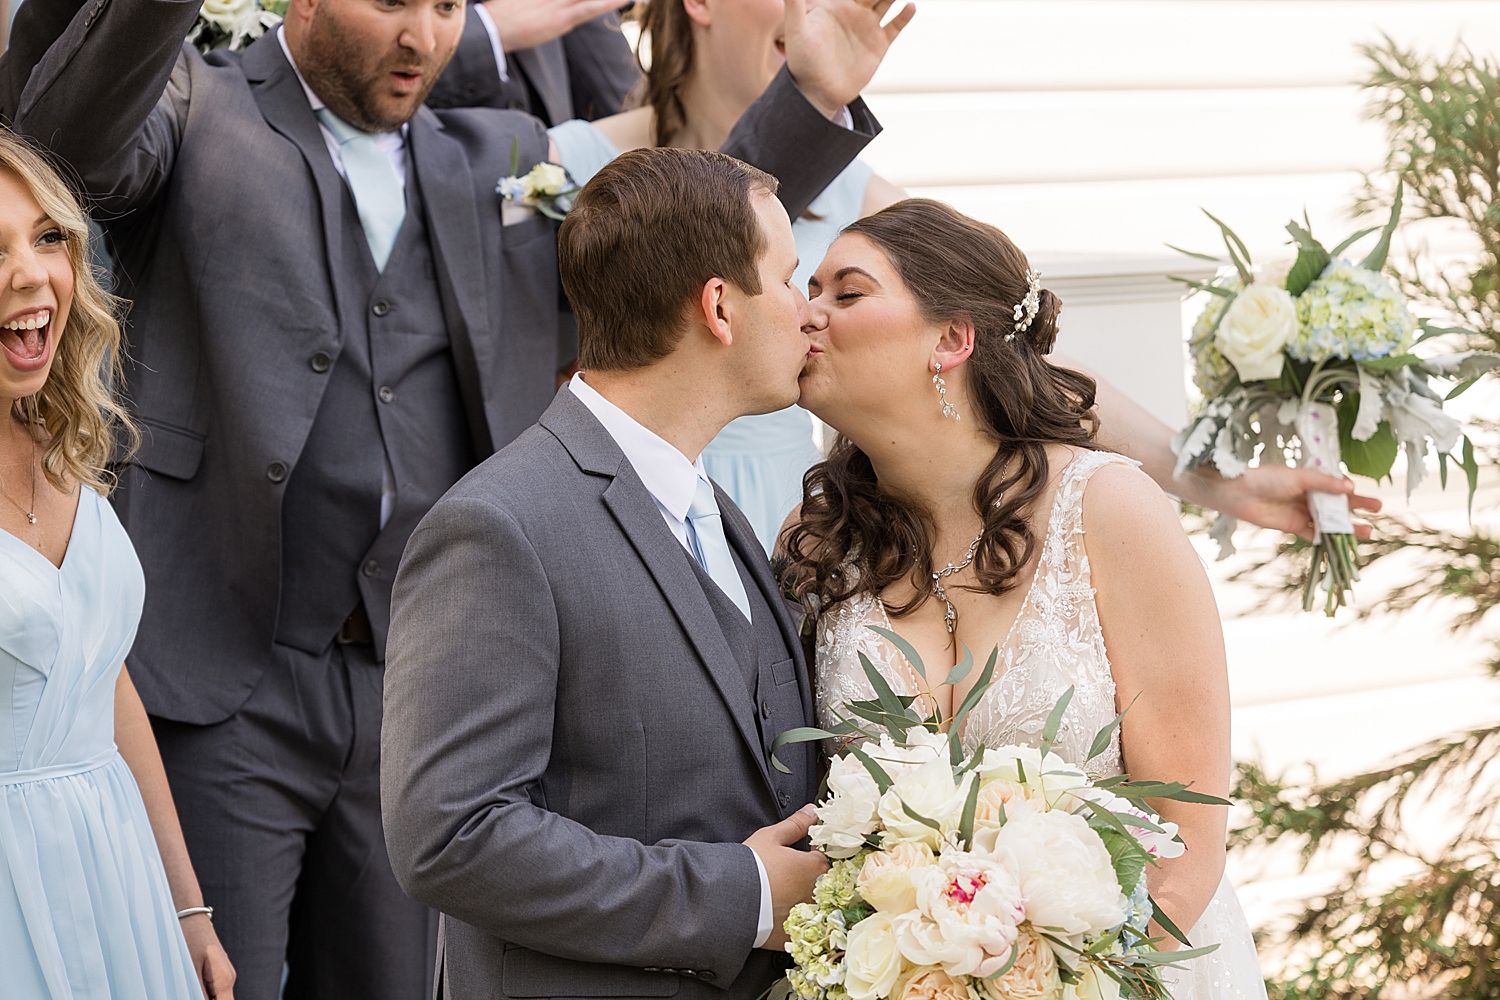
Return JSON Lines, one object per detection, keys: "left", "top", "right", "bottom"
{"left": 897, "top": 968, "right": 970, "bottom": 1000}
{"left": 200, "top": 0, "right": 257, "bottom": 30}
{"left": 811, "top": 754, "right": 884, "bottom": 859}
{"left": 980, "top": 929, "right": 1062, "bottom": 1000}
{"left": 844, "top": 913, "right": 905, "bottom": 1000}
{"left": 989, "top": 810, "right": 1126, "bottom": 941}
{"left": 1062, "top": 965, "right": 1121, "bottom": 1000}
{"left": 1214, "top": 283, "right": 1295, "bottom": 383}
{"left": 878, "top": 757, "right": 970, "bottom": 849}
{"left": 977, "top": 746, "right": 1086, "bottom": 809}
{"left": 871, "top": 729, "right": 950, "bottom": 780}
{"left": 858, "top": 842, "right": 935, "bottom": 914}
{"left": 895, "top": 850, "right": 1026, "bottom": 978}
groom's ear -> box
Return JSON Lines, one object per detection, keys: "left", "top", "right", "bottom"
{"left": 931, "top": 316, "right": 976, "bottom": 372}
{"left": 697, "top": 277, "right": 735, "bottom": 348}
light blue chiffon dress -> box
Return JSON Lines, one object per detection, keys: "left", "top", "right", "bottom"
{"left": 0, "top": 487, "right": 202, "bottom": 999}
{"left": 551, "top": 119, "right": 874, "bottom": 553}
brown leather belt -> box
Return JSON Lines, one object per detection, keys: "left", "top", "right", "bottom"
{"left": 337, "top": 603, "right": 374, "bottom": 645}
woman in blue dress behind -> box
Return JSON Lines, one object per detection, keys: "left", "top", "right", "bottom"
{"left": 0, "top": 131, "right": 236, "bottom": 998}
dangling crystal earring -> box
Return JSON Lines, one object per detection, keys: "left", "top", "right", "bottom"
{"left": 932, "top": 363, "right": 959, "bottom": 420}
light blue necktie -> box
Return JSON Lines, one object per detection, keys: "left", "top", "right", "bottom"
{"left": 687, "top": 477, "right": 753, "bottom": 622}
{"left": 316, "top": 108, "right": 406, "bottom": 272}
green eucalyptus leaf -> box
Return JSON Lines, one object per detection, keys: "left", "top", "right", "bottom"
{"left": 1359, "top": 353, "right": 1422, "bottom": 370}
{"left": 1170, "top": 277, "right": 1237, "bottom": 297}
{"left": 1447, "top": 375, "right": 1482, "bottom": 400}
{"left": 1358, "top": 182, "right": 1404, "bottom": 272}
{"left": 508, "top": 135, "right": 520, "bottom": 178}
{"left": 867, "top": 625, "right": 927, "bottom": 681}
{"left": 958, "top": 771, "right": 982, "bottom": 849}
{"left": 951, "top": 646, "right": 1000, "bottom": 735}
{"left": 1330, "top": 225, "right": 1381, "bottom": 257}
{"left": 942, "top": 643, "right": 975, "bottom": 688}
{"left": 1149, "top": 893, "right": 1193, "bottom": 947}
{"left": 845, "top": 743, "right": 893, "bottom": 794}
{"left": 769, "top": 727, "right": 841, "bottom": 773}
{"left": 1203, "top": 209, "right": 1254, "bottom": 283}
{"left": 1038, "top": 686, "right": 1075, "bottom": 757}
{"left": 1463, "top": 435, "right": 1479, "bottom": 521}
{"left": 901, "top": 800, "right": 943, "bottom": 832}
{"left": 859, "top": 652, "right": 907, "bottom": 720}
{"left": 1165, "top": 244, "right": 1222, "bottom": 262}
{"left": 1086, "top": 693, "right": 1138, "bottom": 764}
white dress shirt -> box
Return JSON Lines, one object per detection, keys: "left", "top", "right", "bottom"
{"left": 569, "top": 374, "right": 776, "bottom": 949}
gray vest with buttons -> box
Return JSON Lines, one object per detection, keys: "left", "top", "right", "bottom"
{"left": 276, "top": 162, "right": 474, "bottom": 655}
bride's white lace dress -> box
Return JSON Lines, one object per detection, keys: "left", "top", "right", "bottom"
{"left": 813, "top": 450, "right": 1267, "bottom": 1000}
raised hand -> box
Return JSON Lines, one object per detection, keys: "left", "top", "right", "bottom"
{"left": 1208, "top": 464, "right": 1382, "bottom": 540}
{"left": 745, "top": 805, "right": 829, "bottom": 950}
{"left": 783, "top": 0, "right": 916, "bottom": 119}
{"left": 481, "top": 0, "right": 629, "bottom": 53}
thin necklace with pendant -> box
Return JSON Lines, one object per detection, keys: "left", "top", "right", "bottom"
{"left": 0, "top": 438, "right": 38, "bottom": 525}
{"left": 932, "top": 527, "right": 984, "bottom": 634}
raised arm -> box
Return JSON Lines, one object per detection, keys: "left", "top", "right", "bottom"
{"left": 382, "top": 495, "right": 763, "bottom": 982}
{"left": 7, "top": 0, "right": 198, "bottom": 208}
{"left": 0, "top": 0, "right": 91, "bottom": 120}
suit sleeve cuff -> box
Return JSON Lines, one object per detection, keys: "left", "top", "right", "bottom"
{"left": 751, "top": 847, "right": 774, "bottom": 948}
{"left": 473, "top": 3, "right": 510, "bottom": 82}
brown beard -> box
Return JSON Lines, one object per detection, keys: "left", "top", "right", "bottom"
{"left": 298, "top": 10, "right": 452, "bottom": 133}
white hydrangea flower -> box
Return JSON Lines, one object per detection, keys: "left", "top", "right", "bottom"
{"left": 1289, "top": 261, "right": 1415, "bottom": 363}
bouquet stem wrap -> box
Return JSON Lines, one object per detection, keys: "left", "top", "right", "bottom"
{"left": 1294, "top": 402, "right": 1359, "bottom": 614}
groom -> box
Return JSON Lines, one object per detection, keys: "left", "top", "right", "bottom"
{"left": 382, "top": 147, "right": 826, "bottom": 1000}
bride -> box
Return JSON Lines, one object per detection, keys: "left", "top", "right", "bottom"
{"left": 780, "top": 199, "right": 1267, "bottom": 1000}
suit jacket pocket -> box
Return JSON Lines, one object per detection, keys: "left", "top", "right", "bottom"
{"left": 503, "top": 945, "right": 681, "bottom": 998}
{"left": 128, "top": 417, "right": 206, "bottom": 481}
{"left": 771, "top": 657, "right": 797, "bottom": 687}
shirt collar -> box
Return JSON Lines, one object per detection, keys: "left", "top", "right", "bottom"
{"left": 569, "top": 373, "right": 707, "bottom": 523}
{"left": 277, "top": 26, "right": 407, "bottom": 140}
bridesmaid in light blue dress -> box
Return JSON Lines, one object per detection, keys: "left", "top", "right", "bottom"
{"left": 0, "top": 133, "right": 233, "bottom": 998}
{"left": 544, "top": 0, "right": 907, "bottom": 553}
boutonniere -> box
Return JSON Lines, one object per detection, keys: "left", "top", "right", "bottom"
{"left": 188, "top": 0, "right": 286, "bottom": 55}
{"left": 496, "top": 137, "right": 579, "bottom": 221}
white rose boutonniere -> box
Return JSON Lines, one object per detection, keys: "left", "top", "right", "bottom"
{"left": 189, "top": 0, "right": 284, "bottom": 53}
{"left": 497, "top": 139, "right": 579, "bottom": 222}
{"left": 1214, "top": 281, "right": 1296, "bottom": 383}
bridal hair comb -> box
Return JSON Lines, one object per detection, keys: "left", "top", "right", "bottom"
{"left": 1007, "top": 269, "right": 1042, "bottom": 342}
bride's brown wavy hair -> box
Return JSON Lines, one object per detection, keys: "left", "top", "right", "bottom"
{"left": 784, "top": 199, "right": 1100, "bottom": 619}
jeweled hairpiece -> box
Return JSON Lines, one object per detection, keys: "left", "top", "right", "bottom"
{"left": 1006, "top": 268, "right": 1042, "bottom": 342}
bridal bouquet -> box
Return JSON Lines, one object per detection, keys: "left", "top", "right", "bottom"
{"left": 1171, "top": 186, "right": 1500, "bottom": 614}
{"left": 188, "top": 0, "right": 286, "bottom": 53}
{"left": 771, "top": 630, "right": 1224, "bottom": 1000}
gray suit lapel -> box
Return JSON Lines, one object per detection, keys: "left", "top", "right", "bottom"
{"left": 408, "top": 109, "right": 495, "bottom": 458}
{"left": 242, "top": 35, "right": 357, "bottom": 334}
{"left": 512, "top": 41, "right": 573, "bottom": 128}
{"left": 542, "top": 390, "right": 780, "bottom": 800}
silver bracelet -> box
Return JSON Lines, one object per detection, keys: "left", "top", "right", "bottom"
{"left": 177, "top": 906, "right": 214, "bottom": 921}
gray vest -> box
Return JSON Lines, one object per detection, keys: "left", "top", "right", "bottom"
{"left": 690, "top": 543, "right": 816, "bottom": 816}
{"left": 276, "top": 163, "right": 474, "bottom": 655}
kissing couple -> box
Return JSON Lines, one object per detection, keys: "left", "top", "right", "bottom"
{"left": 382, "top": 148, "right": 1318, "bottom": 1000}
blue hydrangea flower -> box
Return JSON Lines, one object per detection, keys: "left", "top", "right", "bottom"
{"left": 1288, "top": 261, "right": 1415, "bottom": 363}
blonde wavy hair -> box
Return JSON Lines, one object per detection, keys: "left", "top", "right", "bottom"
{"left": 0, "top": 129, "right": 136, "bottom": 495}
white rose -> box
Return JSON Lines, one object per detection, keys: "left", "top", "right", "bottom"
{"left": 521, "top": 162, "right": 569, "bottom": 199}
{"left": 871, "top": 730, "right": 949, "bottom": 780}
{"left": 844, "top": 913, "right": 905, "bottom": 1000}
{"left": 896, "top": 850, "right": 1026, "bottom": 978}
{"left": 811, "top": 754, "right": 883, "bottom": 859}
{"left": 989, "top": 810, "right": 1126, "bottom": 942}
{"left": 858, "top": 842, "right": 935, "bottom": 914}
{"left": 977, "top": 747, "right": 1087, "bottom": 809}
{"left": 1255, "top": 258, "right": 1295, "bottom": 290}
{"left": 1062, "top": 965, "right": 1120, "bottom": 1000}
{"left": 200, "top": 0, "right": 257, "bottom": 30}
{"left": 878, "top": 757, "right": 969, "bottom": 849}
{"left": 1214, "top": 283, "right": 1295, "bottom": 383}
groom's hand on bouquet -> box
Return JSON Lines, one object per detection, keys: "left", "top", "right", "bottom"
{"left": 783, "top": 0, "right": 916, "bottom": 120}
{"left": 745, "top": 805, "right": 829, "bottom": 951}
{"left": 1207, "top": 464, "right": 1382, "bottom": 540}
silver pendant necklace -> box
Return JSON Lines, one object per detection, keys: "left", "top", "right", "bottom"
{"left": 0, "top": 438, "right": 38, "bottom": 525}
{"left": 932, "top": 528, "right": 984, "bottom": 634}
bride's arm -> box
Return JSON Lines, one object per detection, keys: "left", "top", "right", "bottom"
{"left": 1080, "top": 461, "right": 1231, "bottom": 945}
{"left": 1061, "top": 354, "right": 1382, "bottom": 538}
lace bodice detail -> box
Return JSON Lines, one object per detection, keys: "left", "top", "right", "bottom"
{"left": 814, "top": 450, "right": 1137, "bottom": 778}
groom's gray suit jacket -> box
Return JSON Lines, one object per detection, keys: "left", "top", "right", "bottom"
{"left": 0, "top": 0, "right": 876, "bottom": 725}
{"left": 383, "top": 387, "right": 822, "bottom": 1000}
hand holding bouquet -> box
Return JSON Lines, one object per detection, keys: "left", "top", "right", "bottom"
{"left": 1172, "top": 187, "right": 1500, "bottom": 614}
{"left": 772, "top": 631, "right": 1226, "bottom": 1000}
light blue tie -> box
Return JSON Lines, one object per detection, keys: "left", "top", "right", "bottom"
{"left": 687, "top": 477, "right": 753, "bottom": 622}
{"left": 316, "top": 108, "right": 406, "bottom": 272}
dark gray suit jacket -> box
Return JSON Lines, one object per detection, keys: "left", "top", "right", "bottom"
{"left": 384, "top": 387, "right": 820, "bottom": 1000}
{"left": 1, "top": 0, "right": 876, "bottom": 725}
{"left": 427, "top": 3, "right": 639, "bottom": 125}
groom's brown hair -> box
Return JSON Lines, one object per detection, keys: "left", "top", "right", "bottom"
{"left": 559, "top": 147, "right": 779, "bottom": 371}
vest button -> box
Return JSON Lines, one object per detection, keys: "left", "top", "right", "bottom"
{"left": 760, "top": 699, "right": 772, "bottom": 720}
{"left": 372, "top": 299, "right": 392, "bottom": 317}
{"left": 378, "top": 385, "right": 395, "bottom": 404}
{"left": 362, "top": 559, "right": 379, "bottom": 578}
{"left": 310, "top": 351, "right": 332, "bottom": 373}
{"left": 266, "top": 461, "right": 288, "bottom": 483}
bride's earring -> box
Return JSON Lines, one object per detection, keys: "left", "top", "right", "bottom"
{"left": 932, "top": 363, "right": 960, "bottom": 420}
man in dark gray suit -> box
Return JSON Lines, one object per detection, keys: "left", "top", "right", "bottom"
{"left": 0, "top": 0, "right": 894, "bottom": 996}
{"left": 384, "top": 147, "right": 828, "bottom": 1000}
{"left": 428, "top": 0, "right": 639, "bottom": 124}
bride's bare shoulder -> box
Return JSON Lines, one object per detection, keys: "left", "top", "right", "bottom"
{"left": 1077, "top": 455, "right": 1203, "bottom": 589}
{"left": 590, "top": 108, "right": 654, "bottom": 154}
